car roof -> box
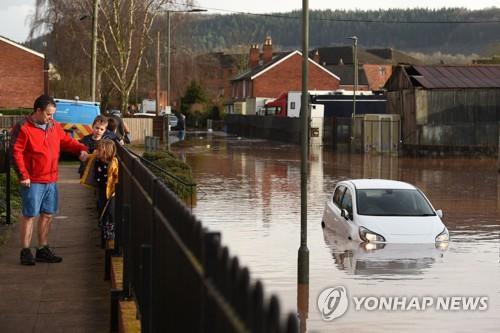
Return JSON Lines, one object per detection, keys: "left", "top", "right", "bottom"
{"left": 346, "top": 179, "right": 416, "bottom": 190}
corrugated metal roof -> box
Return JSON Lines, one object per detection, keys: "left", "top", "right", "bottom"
{"left": 411, "top": 65, "right": 500, "bottom": 88}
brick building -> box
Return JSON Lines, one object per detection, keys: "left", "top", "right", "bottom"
{"left": 0, "top": 36, "right": 45, "bottom": 109}
{"left": 231, "top": 49, "right": 340, "bottom": 102}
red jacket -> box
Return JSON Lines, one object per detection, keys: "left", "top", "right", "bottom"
{"left": 11, "top": 116, "right": 88, "bottom": 183}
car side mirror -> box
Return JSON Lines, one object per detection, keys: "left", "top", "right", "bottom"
{"left": 436, "top": 209, "right": 443, "bottom": 219}
{"left": 341, "top": 209, "right": 351, "bottom": 221}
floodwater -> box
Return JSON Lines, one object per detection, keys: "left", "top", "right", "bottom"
{"left": 172, "top": 133, "right": 500, "bottom": 332}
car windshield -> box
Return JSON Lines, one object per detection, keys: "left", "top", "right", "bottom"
{"left": 356, "top": 189, "right": 435, "bottom": 216}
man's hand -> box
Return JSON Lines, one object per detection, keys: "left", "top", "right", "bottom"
{"left": 79, "top": 151, "right": 89, "bottom": 162}
{"left": 20, "top": 178, "right": 31, "bottom": 187}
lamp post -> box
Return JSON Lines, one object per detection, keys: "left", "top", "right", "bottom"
{"left": 164, "top": 8, "right": 206, "bottom": 146}
{"left": 91, "top": 0, "right": 100, "bottom": 102}
{"left": 346, "top": 36, "right": 358, "bottom": 144}
{"left": 165, "top": 8, "right": 207, "bottom": 110}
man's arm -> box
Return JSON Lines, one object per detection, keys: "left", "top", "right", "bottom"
{"left": 57, "top": 123, "right": 88, "bottom": 158}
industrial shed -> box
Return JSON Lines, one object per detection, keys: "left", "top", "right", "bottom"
{"left": 385, "top": 65, "right": 500, "bottom": 153}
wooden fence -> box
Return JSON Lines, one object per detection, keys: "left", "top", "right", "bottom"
{"left": 0, "top": 116, "right": 153, "bottom": 144}
{"left": 122, "top": 117, "right": 153, "bottom": 143}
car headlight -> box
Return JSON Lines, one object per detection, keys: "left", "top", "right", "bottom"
{"left": 359, "top": 227, "right": 386, "bottom": 243}
{"left": 435, "top": 228, "right": 449, "bottom": 243}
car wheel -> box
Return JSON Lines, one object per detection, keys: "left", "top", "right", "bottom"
{"left": 321, "top": 221, "right": 325, "bottom": 228}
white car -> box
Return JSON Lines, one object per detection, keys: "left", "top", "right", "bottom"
{"left": 322, "top": 179, "right": 449, "bottom": 244}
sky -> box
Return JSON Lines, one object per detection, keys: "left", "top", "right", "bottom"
{"left": 0, "top": 0, "right": 498, "bottom": 43}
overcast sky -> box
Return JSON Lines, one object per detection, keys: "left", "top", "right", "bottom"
{"left": 1, "top": 0, "right": 498, "bottom": 43}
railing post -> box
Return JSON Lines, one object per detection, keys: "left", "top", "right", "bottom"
{"left": 113, "top": 181, "right": 122, "bottom": 256}
{"left": 140, "top": 244, "right": 153, "bottom": 333}
{"left": 122, "top": 204, "right": 132, "bottom": 298}
{"left": 5, "top": 132, "right": 11, "bottom": 225}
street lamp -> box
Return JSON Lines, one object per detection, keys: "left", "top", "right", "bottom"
{"left": 165, "top": 8, "right": 207, "bottom": 110}
{"left": 346, "top": 36, "right": 358, "bottom": 143}
{"left": 80, "top": 0, "right": 100, "bottom": 102}
{"left": 164, "top": 8, "right": 206, "bottom": 146}
{"left": 91, "top": 0, "right": 100, "bottom": 102}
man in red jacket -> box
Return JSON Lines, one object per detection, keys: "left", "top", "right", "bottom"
{"left": 11, "top": 95, "right": 89, "bottom": 265}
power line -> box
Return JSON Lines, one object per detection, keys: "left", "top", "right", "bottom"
{"left": 169, "top": 2, "right": 500, "bottom": 24}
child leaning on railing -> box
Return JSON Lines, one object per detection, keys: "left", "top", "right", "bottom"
{"left": 80, "top": 139, "right": 119, "bottom": 245}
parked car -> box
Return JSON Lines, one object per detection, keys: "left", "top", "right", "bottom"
{"left": 167, "top": 114, "right": 178, "bottom": 128}
{"left": 54, "top": 98, "right": 100, "bottom": 139}
{"left": 322, "top": 179, "right": 449, "bottom": 244}
{"left": 133, "top": 112, "right": 156, "bottom": 117}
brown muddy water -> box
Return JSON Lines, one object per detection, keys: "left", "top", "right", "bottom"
{"left": 172, "top": 133, "right": 500, "bottom": 333}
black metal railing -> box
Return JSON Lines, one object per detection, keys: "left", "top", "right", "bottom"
{"left": 113, "top": 144, "right": 298, "bottom": 332}
{"left": 127, "top": 148, "right": 198, "bottom": 210}
{"left": 0, "top": 130, "right": 11, "bottom": 225}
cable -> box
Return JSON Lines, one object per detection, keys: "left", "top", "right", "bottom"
{"left": 168, "top": 1, "right": 500, "bottom": 24}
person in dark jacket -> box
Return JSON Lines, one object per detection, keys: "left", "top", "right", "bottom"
{"left": 177, "top": 113, "right": 186, "bottom": 140}
{"left": 11, "top": 94, "right": 89, "bottom": 265}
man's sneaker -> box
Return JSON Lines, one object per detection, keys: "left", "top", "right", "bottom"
{"left": 36, "top": 246, "right": 63, "bottom": 263}
{"left": 20, "top": 248, "right": 35, "bottom": 266}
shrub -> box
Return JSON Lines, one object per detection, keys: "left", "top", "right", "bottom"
{"left": 0, "top": 109, "right": 31, "bottom": 116}
{"left": 142, "top": 151, "right": 196, "bottom": 201}
{"left": 0, "top": 169, "right": 21, "bottom": 222}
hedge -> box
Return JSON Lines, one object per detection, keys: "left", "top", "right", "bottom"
{"left": 142, "top": 151, "right": 196, "bottom": 201}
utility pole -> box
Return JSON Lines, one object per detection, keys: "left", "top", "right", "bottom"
{"left": 91, "top": 0, "right": 99, "bottom": 102}
{"left": 166, "top": 11, "right": 171, "bottom": 111}
{"left": 156, "top": 31, "right": 161, "bottom": 116}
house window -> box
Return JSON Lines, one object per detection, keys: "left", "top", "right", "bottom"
{"left": 243, "top": 81, "right": 246, "bottom": 97}
{"left": 379, "top": 67, "right": 386, "bottom": 76}
{"left": 219, "top": 88, "right": 224, "bottom": 97}
{"left": 290, "top": 102, "right": 296, "bottom": 110}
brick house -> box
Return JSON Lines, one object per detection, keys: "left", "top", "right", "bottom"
{"left": 0, "top": 36, "right": 45, "bottom": 108}
{"left": 231, "top": 48, "right": 340, "bottom": 103}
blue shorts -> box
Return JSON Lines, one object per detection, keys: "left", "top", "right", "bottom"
{"left": 20, "top": 183, "right": 58, "bottom": 217}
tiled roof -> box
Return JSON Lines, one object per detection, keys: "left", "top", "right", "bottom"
{"left": 232, "top": 52, "right": 291, "bottom": 81}
{"left": 326, "top": 65, "right": 369, "bottom": 86}
{"left": 311, "top": 46, "right": 389, "bottom": 66}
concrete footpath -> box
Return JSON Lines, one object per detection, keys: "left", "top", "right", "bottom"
{"left": 0, "top": 165, "right": 110, "bottom": 333}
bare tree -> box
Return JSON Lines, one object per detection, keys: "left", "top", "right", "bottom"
{"left": 98, "top": 0, "right": 171, "bottom": 113}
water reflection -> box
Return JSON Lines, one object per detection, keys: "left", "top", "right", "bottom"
{"left": 322, "top": 227, "right": 447, "bottom": 277}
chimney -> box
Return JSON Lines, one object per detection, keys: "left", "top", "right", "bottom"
{"left": 313, "top": 49, "right": 320, "bottom": 63}
{"left": 263, "top": 36, "right": 273, "bottom": 64}
{"left": 249, "top": 44, "right": 260, "bottom": 68}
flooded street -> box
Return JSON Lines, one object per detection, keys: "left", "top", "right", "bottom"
{"left": 172, "top": 134, "right": 500, "bottom": 332}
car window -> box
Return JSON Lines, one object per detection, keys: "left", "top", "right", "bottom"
{"left": 356, "top": 189, "right": 435, "bottom": 216}
{"left": 340, "top": 189, "right": 353, "bottom": 216}
{"left": 333, "top": 185, "right": 346, "bottom": 207}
